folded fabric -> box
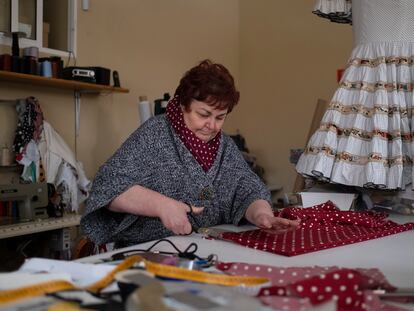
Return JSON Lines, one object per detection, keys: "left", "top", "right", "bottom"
{"left": 216, "top": 262, "right": 402, "bottom": 311}
{"left": 221, "top": 201, "right": 414, "bottom": 256}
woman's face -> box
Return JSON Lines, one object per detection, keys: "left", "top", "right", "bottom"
{"left": 182, "top": 99, "right": 228, "bottom": 143}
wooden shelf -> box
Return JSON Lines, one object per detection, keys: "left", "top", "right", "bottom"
{"left": 0, "top": 214, "right": 81, "bottom": 239}
{"left": 0, "top": 70, "right": 129, "bottom": 93}
{"left": 0, "top": 164, "right": 22, "bottom": 172}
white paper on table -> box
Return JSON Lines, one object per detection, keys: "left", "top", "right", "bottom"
{"left": 18, "top": 257, "right": 117, "bottom": 287}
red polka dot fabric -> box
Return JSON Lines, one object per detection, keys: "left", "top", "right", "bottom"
{"left": 220, "top": 201, "right": 414, "bottom": 256}
{"left": 166, "top": 96, "right": 221, "bottom": 172}
{"left": 216, "top": 262, "right": 401, "bottom": 311}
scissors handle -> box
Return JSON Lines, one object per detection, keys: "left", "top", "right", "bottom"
{"left": 184, "top": 201, "right": 202, "bottom": 233}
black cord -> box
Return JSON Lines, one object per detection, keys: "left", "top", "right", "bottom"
{"left": 46, "top": 239, "right": 217, "bottom": 299}
{"left": 46, "top": 290, "right": 85, "bottom": 304}
{"left": 109, "top": 238, "right": 203, "bottom": 261}
{"left": 47, "top": 289, "right": 123, "bottom": 306}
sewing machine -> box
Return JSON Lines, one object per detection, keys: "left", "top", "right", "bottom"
{"left": 0, "top": 182, "right": 48, "bottom": 222}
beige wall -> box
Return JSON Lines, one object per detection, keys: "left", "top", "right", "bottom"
{"left": 0, "top": 0, "right": 239, "bottom": 179}
{"left": 224, "top": 0, "right": 352, "bottom": 193}
{"left": 0, "top": 0, "right": 352, "bottom": 196}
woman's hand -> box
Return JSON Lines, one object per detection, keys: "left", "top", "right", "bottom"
{"left": 253, "top": 213, "right": 300, "bottom": 234}
{"left": 245, "top": 199, "right": 300, "bottom": 234}
{"left": 108, "top": 185, "right": 205, "bottom": 235}
{"left": 158, "top": 202, "right": 204, "bottom": 235}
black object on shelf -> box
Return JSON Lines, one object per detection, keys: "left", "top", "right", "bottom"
{"left": 113, "top": 70, "right": 120, "bottom": 87}
{"left": 91, "top": 67, "right": 110, "bottom": 85}
{"left": 62, "top": 66, "right": 111, "bottom": 85}
{"left": 11, "top": 32, "right": 19, "bottom": 57}
{"left": 154, "top": 92, "right": 170, "bottom": 115}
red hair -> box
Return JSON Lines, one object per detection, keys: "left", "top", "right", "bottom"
{"left": 175, "top": 59, "right": 240, "bottom": 113}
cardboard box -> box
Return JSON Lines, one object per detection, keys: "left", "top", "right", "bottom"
{"left": 43, "top": 22, "right": 50, "bottom": 48}
{"left": 300, "top": 192, "right": 356, "bottom": 211}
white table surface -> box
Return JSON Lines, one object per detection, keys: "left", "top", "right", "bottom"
{"left": 81, "top": 213, "right": 414, "bottom": 290}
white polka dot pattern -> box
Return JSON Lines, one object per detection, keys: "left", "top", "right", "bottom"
{"left": 216, "top": 262, "right": 397, "bottom": 311}
{"left": 166, "top": 95, "right": 221, "bottom": 172}
{"left": 220, "top": 201, "right": 414, "bottom": 256}
{"left": 13, "top": 97, "right": 44, "bottom": 155}
{"left": 352, "top": 0, "right": 414, "bottom": 46}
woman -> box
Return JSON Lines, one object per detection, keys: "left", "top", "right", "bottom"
{"left": 81, "top": 60, "right": 299, "bottom": 247}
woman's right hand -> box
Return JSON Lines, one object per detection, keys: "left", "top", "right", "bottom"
{"left": 107, "top": 185, "right": 205, "bottom": 234}
{"left": 158, "top": 202, "right": 204, "bottom": 235}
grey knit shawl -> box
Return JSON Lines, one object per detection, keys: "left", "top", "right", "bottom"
{"left": 81, "top": 114, "right": 271, "bottom": 246}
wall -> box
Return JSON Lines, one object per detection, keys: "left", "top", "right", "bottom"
{"left": 0, "top": 0, "right": 352, "bottom": 195}
{"left": 0, "top": 0, "right": 239, "bottom": 179}
{"left": 224, "top": 0, "right": 353, "bottom": 193}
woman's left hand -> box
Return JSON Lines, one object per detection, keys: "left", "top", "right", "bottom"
{"left": 254, "top": 214, "right": 300, "bottom": 234}
{"left": 245, "top": 200, "right": 300, "bottom": 234}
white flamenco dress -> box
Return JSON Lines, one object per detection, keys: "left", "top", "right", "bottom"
{"left": 296, "top": 0, "right": 414, "bottom": 190}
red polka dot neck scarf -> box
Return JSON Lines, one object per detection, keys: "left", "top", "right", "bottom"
{"left": 219, "top": 201, "right": 414, "bottom": 256}
{"left": 166, "top": 96, "right": 221, "bottom": 172}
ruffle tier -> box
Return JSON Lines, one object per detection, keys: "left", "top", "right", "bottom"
{"left": 296, "top": 41, "right": 414, "bottom": 190}
{"left": 313, "top": 0, "right": 352, "bottom": 24}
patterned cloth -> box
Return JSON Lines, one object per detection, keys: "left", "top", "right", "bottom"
{"left": 220, "top": 201, "right": 414, "bottom": 256}
{"left": 166, "top": 95, "right": 221, "bottom": 172}
{"left": 297, "top": 0, "right": 414, "bottom": 189}
{"left": 216, "top": 262, "right": 403, "bottom": 311}
{"left": 13, "top": 97, "right": 44, "bottom": 155}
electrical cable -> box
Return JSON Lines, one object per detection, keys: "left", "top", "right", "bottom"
{"left": 108, "top": 238, "right": 205, "bottom": 262}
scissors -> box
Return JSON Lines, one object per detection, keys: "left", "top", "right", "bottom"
{"left": 184, "top": 202, "right": 202, "bottom": 233}
{"left": 185, "top": 202, "right": 228, "bottom": 239}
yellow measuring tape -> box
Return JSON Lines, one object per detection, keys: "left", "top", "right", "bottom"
{"left": 86, "top": 255, "right": 142, "bottom": 293}
{"left": 0, "top": 255, "right": 268, "bottom": 306}
{"left": 0, "top": 280, "right": 76, "bottom": 306}
{"left": 0, "top": 255, "right": 142, "bottom": 306}
{"left": 145, "top": 260, "right": 268, "bottom": 286}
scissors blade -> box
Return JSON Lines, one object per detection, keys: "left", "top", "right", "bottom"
{"left": 196, "top": 227, "right": 229, "bottom": 239}
{"left": 374, "top": 288, "right": 414, "bottom": 299}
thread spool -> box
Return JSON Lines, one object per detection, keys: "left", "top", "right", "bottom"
{"left": 0, "top": 54, "right": 12, "bottom": 71}
{"left": 41, "top": 60, "right": 52, "bottom": 77}
{"left": 23, "top": 56, "right": 37, "bottom": 75}
{"left": 11, "top": 32, "right": 19, "bottom": 57}
{"left": 23, "top": 46, "right": 39, "bottom": 59}
{"left": 138, "top": 95, "right": 152, "bottom": 125}
{"left": 50, "top": 57, "right": 63, "bottom": 78}
{"left": 11, "top": 56, "right": 21, "bottom": 73}
{"left": 51, "top": 61, "right": 58, "bottom": 78}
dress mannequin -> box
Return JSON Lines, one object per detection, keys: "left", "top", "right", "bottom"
{"left": 297, "top": 0, "right": 414, "bottom": 190}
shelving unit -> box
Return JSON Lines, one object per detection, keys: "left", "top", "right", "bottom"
{"left": 0, "top": 70, "right": 129, "bottom": 240}
{"left": 0, "top": 70, "right": 129, "bottom": 93}
{"left": 0, "top": 164, "right": 21, "bottom": 171}
{"left": 0, "top": 69, "right": 130, "bottom": 154}
{"left": 0, "top": 214, "right": 81, "bottom": 239}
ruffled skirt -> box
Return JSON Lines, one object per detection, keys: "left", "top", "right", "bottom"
{"left": 296, "top": 41, "right": 414, "bottom": 190}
